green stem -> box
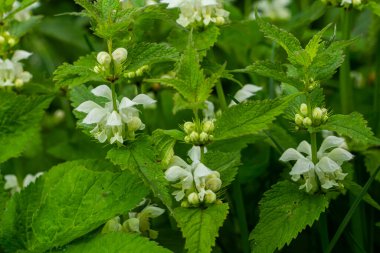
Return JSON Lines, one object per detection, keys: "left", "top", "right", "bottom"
{"left": 374, "top": 35, "right": 380, "bottom": 136}
{"left": 326, "top": 166, "right": 380, "bottom": 253}
{"left": 111, "top": 82, "right": 118, "bottom": 111}
{"left": 319, "top": 213, "right": 329, "bottom": 253}
{"left": 310, "top": 132, "right": 318, "bottom": 164}
{"left": 215, "top": 81, "right": 250, "bottom": 253}
{"left": 339, "top": 8, "right": 353, "bottom": 114}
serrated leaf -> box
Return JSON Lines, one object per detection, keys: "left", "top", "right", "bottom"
{"left": 305, "top": 24, "right": 331, "bottom": 62}
{"left": 250, "top": 180, "right": 329, "bottom": 253}
{"left": 53, "top": 53, "right": 102, "bottom": 88}
{"left": 174, "top": 203, "right": 229, "bottom": 253}
{"left": 59, "top": 233, "right": 171, "bottom": 253}
{"left": 107, "top": 136, "right": 173, "bottom": 210}
{"left": 152, "top": 129, "right": 184, "bottom": 166}
{"left": 214, "top": 94, "right": 298, "bottom": 141}
{"left": 126, "top": 43, "right": 178, "bottom": 72}
{"left": 234, "top": 61, "right": 304, "bottom": 90}
{"left": 203, "top": 150, "right": 241, "bottom": 188}
{"left": 317, "top": 112, "right": 380, "bottom": 145}
{"left": 256, "top": 16, "right": 302, "bottom": 55}
{"left": 0, "top": 92, "right": 52, "bottom": 164}
{"left": 0, "top": 160, "right": 149, "bottom": 252}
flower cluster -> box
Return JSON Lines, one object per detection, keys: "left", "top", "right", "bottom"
{"left": 280, "top": 136, "right": 353, "bottom": 193}
{"left": 251, "top": 0, "right": 291, "bottom": 20}
{"left": 0, "top": 50, "right": 32, "bottom": 88}
{"left": 75, "top": 85, "right": 155, "bottom": 145}
{"left": 161, "top": 0, "right": 229, "bottom": 28}
{"left": 102, "top": 203, "right": 164, "bottom": 239}
{"left": 183, "top": 120, "right": 214, "bottom": 146}
{"left": 165, "top": 146, "right": 222, "bottom": 207}
{"left": 4, "top": 172, "right": 43, "bottom": 195}
{"left": 321, "top": 0, "right": 362, "bottom": 7}
{"left": 294, "top": 103, "right": 328, "bottom": 129}
{"left": 94, "top": 48, "right": 128, "bottom": 77}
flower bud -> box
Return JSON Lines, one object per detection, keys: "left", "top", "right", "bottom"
{"left": 294, "top": 114, "right": 304, "bottom": 126}
{"left": 112, "top": 48, "right": 128, "bottom": 63}
{"left": 94, "top": 66, "right": 101, "bottom": 73}
{"left": 188, "top": 192, "right": 200, "bottom": 205}
{"left": 8, "top": 38, "right": 16, "bottom": 47}
{"left": 189, "top": 131, "right": 199, "bottom": 143}
{"left": 321, "top": 108, "right": 328, "bottom": 115}
{"left": 136, "top": 68, "right": 144, "bottom": 77}
{"left": 206, "top": 177, "right": 222, "bottom": 192}
{"left": 199, "top": 132, "right": 208, "bottom": 143}
{"left": 300, "top": 103, "right": 308, "bottom": 116}
{"left": 128, "top": 117, "right": 143, "bottom": 131}
{"left": 322, "top": 114, "right": 329, "bottom": 123}
{"left": 204, "top": 190, "right": 216, "bottom": 204}
{"left": 14, "top": 79, "right": 24, "bottom": 87}
{"left": 303, "top": 117, "right": 312, "bottom": 127}
{"left": 97, "top": 51, "right": 111, "bottom": 66}
{"left": 142, "top": 65, "right": 150, "bottom": 71}
{"left": 312, "top": 107, "right": 323, "bottom": 120}
{"left": 183, "top": 122, "right": 195, "bottom": 134}
{"left": 184, "top": 136, "right": 191, "bottom": 143}
{"left": 353, "top": 0, "right": 361, "bottom": 6}
{"left": 215, "top": 16, "right": 225, "bottom": 25}
{"left": 208, "top": 135, "right": 214, "bottom": 141}
{"left": 202, "top": 120, "right": 214, "bottom": 133}
{"left": 181, "top": 200, "right": 190, "bottom": 208}
{"left": 125, "top": 72, "right": 136, "bottom": 79}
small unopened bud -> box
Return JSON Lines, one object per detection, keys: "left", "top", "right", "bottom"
{"left": 183, "top": 122, "right": 195, "bottom": 134}
{"left": 202, "top": 121, "right": 214, "bottom": 133}
{"left": 14, "top": 79, "right": 24, "bottom": 87}
{"left": 94, "top": 66, "right": 101, "bottom": 73}
{"left": 208, "top": 135, "right": 214, "bottom": 141}
{"left": 294, "top": 114, "right": 304, "bottom": 126}
{"left": 112, "top": 47, "right": 128, "bottom": 63}
{"left": 215, "top": 16, "right": 225, "bottom": 25}
{"left": 322, "top": 114, "right": 329, "bottom": 123}
{"left": 189, "top": 131, "right": 199, "bottom": 143}
{"left": 136, "top": 68, "right": 144, "bottom": 77}
{"left": 199, "top": 132, "right": 208, "bottom": 143}
{"left": 184, "top": 136, "right": 191, "bottom": 143}
{"left": 141, "top": 65, "right": 150, "bottom": 71}
{"left": 206, "top": 177, "right": 222, "bottom": 192}
{"left": 188, "top": 192, "right": 200, "bottom": 205}
{"left": 128, "top": 117, "right": 142, "bottom": 131}
{"left": 125, "top": 72, "right": 136, "bottom": 78}
{"left": 97, "top": 51, "right": 111, "bottom": 66}
{"left": 300, "top": 103, "right": 308, "bottom": 116}
{"left": 8, "top": 38, "right": 16, "bottom": 47}
{"left": 303, "top": 117, "right": 312, "bottom": 127}
{"left": 181, "top": 200, "right": 190, "bottom": 208}
{"left": 353, "top": 0, "right": 361, "bottom": 6}
{"left": 204, "top": 190, "right": 216, "bottom": 204}
{"left": 312, "top": 107, "right": 323, "bottom": 120}
{"left": 0, "top": 36, "right": 5, "bottom": 44}
{"left": 321, "top": 108, "right": 328, "bottom": 115}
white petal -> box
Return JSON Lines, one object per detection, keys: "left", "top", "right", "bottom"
{"left": 23, "top": 172, "right": 43, "bottom": 187}
{"left": 4, "top": 175, "right": 19, "bottom": 190}
{"left": 82, "top": 108, "right": 107, "bottom": 124}
{"left": 124, "top": 218, "right": 140, "bottom": 233}
{"left": 316, "top": 157, "right": 340, "bottom": 173}
{"left": 279, "top": 148, "right": 304, "bottom": 162}
{"left": 193, "top": 163, "right": 213, "bottom": 179}
{"left": 91, "top": 85, "right": 112, "bottom": 100}
{"left": 318, "top": 136, "right": 346, "bottom": 155}
{"left": 203, "top": 100, "right": 215, "bottom": 119}
{"left": 12, "top": 50, "right": 32, "bottom": 62}
{"left": 106, "top": 111, "right": 122, "bottom": 126}
{"left": 170, "top": 156, "right": 190, "bottom": 169}
{"left": 188, "top": 146, "right": 202, "bottom": 164}
{"left": 289, "top": 157, "right": 314, "bottom": 176}
{"left": 76, "top": 101, "right": 102, "bottom": 113}
{"left": 132, "top": 94, "right": 156, "bottom": 105}
{"left": 297, "top": 141, "right": 312, "bottom": 156}
{"left": 173, "top": 190, "right": 185, "bottom": 201}
{"left": 141, "top": 206, "right": 165, "bottom": 218}
{"left": 119, "top": 97, "right": 136, "bottom": 109}
{"left": 327, "top": 148, "right": 353, "bottom": 165}
{"left": 165, "top": 166, "right": 192, "bottom": 182}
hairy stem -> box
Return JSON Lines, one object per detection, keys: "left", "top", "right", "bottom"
{"left": 339, "top": 8, "right": 353, "bottom": 114}
{"left": 326, "top": 166, "right": 380, "bottom": 253}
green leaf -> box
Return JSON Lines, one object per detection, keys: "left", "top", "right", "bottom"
{"left": 59, "top": 233, "right": 171, "bottom": 253}
{"left": 214, "top": 94, "right": 298, "bottom": 141}
{"left": 203, "top": 150, "right": 241, "bottom": 188}
{"left": 0, "top": 92, "right": 52, "bottom": 164}
{"left": 305, "top": 24, "right": 331, "bottom": 63}
{"left": 366, "top": 1, "right": 380, "bottom": 17}
{"left": 345, "top": 181, "right": 380, "bottom": 211}
{"left": 152, "top": 129, "right": 184, "bottom": 166}
{"left": 317, "top": 112, "right": 380, "bottom": 145}
{"left": 0, "top": 177, "right": 8, "bottom": 219}
{"left": 234, "top": 61, "right": 304, "bottom": 90}
{"left": 53, "top": 53, "right": 103, "bottom": 88}
{"left": 107, "top": 137, "right": 173, "bottom": 210}
{"left": 256, "top": 16, "right": 302, "bottom": 55}
{"left": 126, "top": 43, "right": 178, "bottom": 72}
{"left": 363, "top": 150, "right": 380, "bottom": 182}
{"left": 174, "top": 203, "right": 229, "bottom": 253}
{"left": 250, "top": 180, "right": 329, "bottom": 253}
{"left": 0, "top": 160, "right": 149, "bottom": 252}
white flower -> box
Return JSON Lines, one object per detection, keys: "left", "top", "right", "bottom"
{"left": 165, "top": 146, "right": 220, "bottom": 203}
{"left": 0, "top": 50, "right": 32, "bottom": 88}
{"left": 123, "top": 205, "right": 165, "bottom": 234}
{"left": 3, "top": 1, "right": 40, "bottom": 21}
{"left": 279, "top": 136, "right": 353, "bottom": 192}
{"left": 4, "top": 172, "right": 43, "bottom": 195}
{"left": 229, "top": 84, "right": 262, "bottom": 106}
{"left": 250, "top": 0, "right": 291, "bottom": 20}
{"left": 75, "top": 85, "right": 155, "bottom": 144}
{"left": 341, "top": 0, "right": 361, "bottom": 7}
{"left": 161, "top": 0, "right": 229, "bottom": 27}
